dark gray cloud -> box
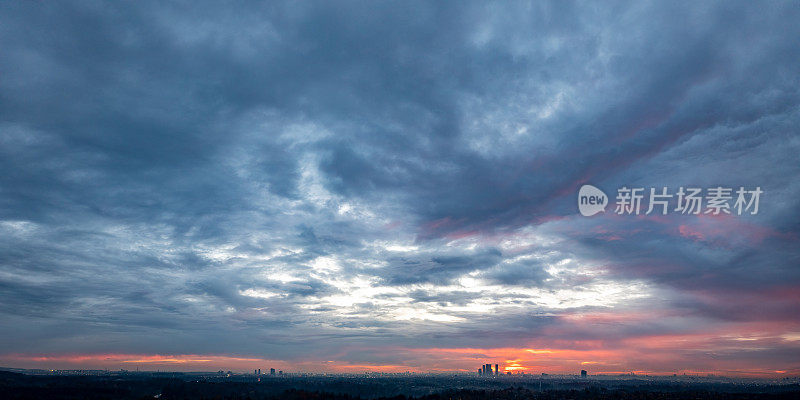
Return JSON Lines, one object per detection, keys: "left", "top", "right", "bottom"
{"left": 380, "top": 248, "right": 502, "bottom": 285}
{"left": 478, "top": 258, "right": 552, "bottom": 287}
{"left": 0, "top": 0, "right": 799, "bottom": 372}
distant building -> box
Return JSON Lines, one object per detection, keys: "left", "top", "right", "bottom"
{"left": 270, "top": 368, "right": 275, "bottom": 375}
{"left": 478, "top": 362, "right": 503, "bottom": 376}
{"left": 581, "top": 369, "right": 587, "bottom": 377}
{"left": 258, "top": 368, "right": 261, "bottom": 375}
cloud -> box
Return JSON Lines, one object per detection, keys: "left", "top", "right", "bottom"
{"left": 0, "top": 0, "right": 798, "bottom": 375}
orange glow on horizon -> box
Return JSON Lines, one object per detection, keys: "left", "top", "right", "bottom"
{"left": 3, "top": 324, "right": 799, "bottom": 377}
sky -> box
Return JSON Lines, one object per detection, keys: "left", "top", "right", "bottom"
{"left": 1, "top": 1, "right": 799, "bottom": 377}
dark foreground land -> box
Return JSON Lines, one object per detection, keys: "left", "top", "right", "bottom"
{"left": 1, "top": 371, "right": 799, "bottom": 400}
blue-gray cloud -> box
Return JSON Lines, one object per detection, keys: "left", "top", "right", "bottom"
{"left": 0, "top": 0, "right": 799, "bottom": 371}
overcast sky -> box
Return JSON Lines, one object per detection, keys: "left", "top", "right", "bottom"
{"left": 1, "top": 1, "right": 799, "bottom": 375}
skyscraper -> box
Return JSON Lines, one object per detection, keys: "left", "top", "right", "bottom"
{"left": 581, "top": 369, "right": 587, "bottom": 377}
{"left": 479, "top": 362, "right": 500, "bottom": 376}
{"left": 270, "top": 368, "right": 276, "bottom": 375}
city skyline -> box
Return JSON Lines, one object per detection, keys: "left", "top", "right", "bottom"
{"left": 1, "top": 1, "right": 799, "bottom": 379}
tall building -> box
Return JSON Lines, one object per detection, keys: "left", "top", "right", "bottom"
{"left": 581, "top": 369, "right": 587, "bottom": 377}
{"left": 270, "top": 368, "right": 276, "bottom": 375}
{"left": 478, "top": 362, "right": 501, "bottom": 376}
{"left": 258, "top": 368, "right": 261, "bottom": 375}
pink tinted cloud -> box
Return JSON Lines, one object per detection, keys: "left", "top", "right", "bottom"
{"left": 676, "top": 213, "right": 796, "bottom": 246}
{"left": 6, "top": 307, "right": 798, "bottom": 377}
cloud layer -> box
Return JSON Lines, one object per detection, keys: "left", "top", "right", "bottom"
{"left": 1, "top": 1, "right": 799, "bottom": 376}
